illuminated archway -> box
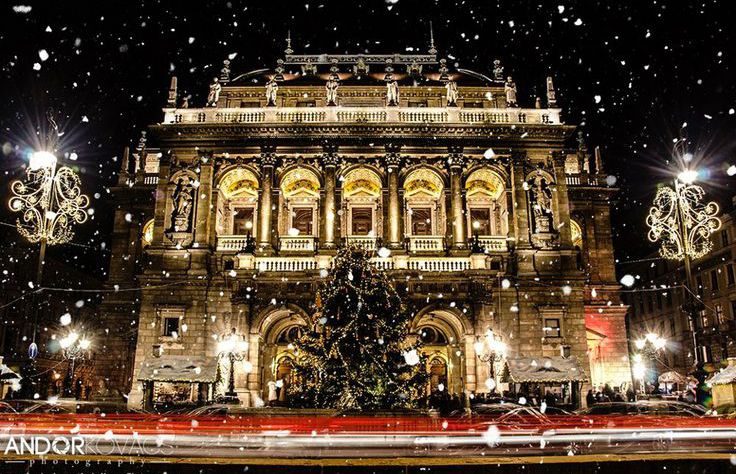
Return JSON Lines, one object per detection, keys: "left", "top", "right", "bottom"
{"left": 404, "top": 168, "right": 445, "bottom": 237}
{"left": 465, "top": 168, "right": 508, "bottom": 237}
{"left": 216, "top": 168, "right": 259, "bottom": 237}
{"left": 571, "top": 219, "right": 583, "bottom": 248}
{"left": 342, "top": 168, "right": 382, "bottom": 238}
{"left": 279, "top": 168, "right": 321, "bottom": 237}
{"left": 142, "top": 219, "right": 154, "bottom": 247}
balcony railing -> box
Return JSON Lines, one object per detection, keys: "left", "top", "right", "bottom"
{"left": 565, "top": 174, "right": 610, "bottom": 187}
{"left": 478, "top": 236, "right": 508, "bottom": 252}
{"left": 345, "top": 236, "right": 377, "bottom": 251}
{"left": 162, "top": 106, "right": 562, "bottom": 127}
{"left": 407, "top": 236, "right": 445, "bottom": 253}
{"left": 257, "top": 258, "right": 318, "bottom": 272}
{"left": 217, "top": 235, "right": 251, "bottom": 252}
{"left": 279, "top": 236, "right": 317, "bottom": 253}
{"left": 408, "top": 258, "right": 470, "bottom": 272}
{"left": 234, "top": 255, "right": 493, "bottom": 272}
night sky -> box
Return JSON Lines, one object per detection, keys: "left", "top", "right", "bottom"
{"left": 1, "top": 0, "right": 735, "bottom": 280}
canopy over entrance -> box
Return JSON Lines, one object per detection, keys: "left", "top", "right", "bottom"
{"left": 137, "top": 356, "right": 217, "bottom": 383}
{"left": 503, "top": 356, "right": 588, "bottom": 384}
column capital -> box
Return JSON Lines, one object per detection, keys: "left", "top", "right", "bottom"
{"left": 322, "top": 144, "right": 340, "bottom": 168}
{"left": 385, "top": 144, "right": 402, "bottom": 168}
{"left": 260, "top": 145, "right": 278, "bottom": 167}
{"left": 447, "top": 151, "right": 465, "bottom": 170}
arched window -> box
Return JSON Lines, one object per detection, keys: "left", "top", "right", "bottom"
{"left": 217, "top": 168, "right": 259, "bottom": 236}
{"left": 341, "top": 168, "right": 382, "bottom": 238}
{"left": 404, "top": 168, "right": 444, "bottom": 237}
{"left": 279, "top": 168, "right": 321, "bottom": 237}
{"left": 465, "top": 168, "right": 508, "bottom": 237}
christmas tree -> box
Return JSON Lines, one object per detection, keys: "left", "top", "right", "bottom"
{"left": 289, "top": 246, "right": 426, "bottom": 410}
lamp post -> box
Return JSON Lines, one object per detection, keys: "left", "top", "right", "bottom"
{"left": 632, "top": 333, "right": 667, "bottom": 396}
{"left": 473, "top": 329, "right": 507, "bottom": 393}
{"left": 59, "top": 331, "right": 91, "bottom": 399}
{"left": 217, "top": 327, "right": 249, "bottom": 403}
{"left": 242, "top": 220, "right": 256, "bottom": 254}
{"left": 646, "top": 159, "right": 720, "bottom": 370}
{"left": 470, "top": 220, "right": 484, "bottom": 254}
{"left": 9, "top": 150, "right": 89, "bottom": 357}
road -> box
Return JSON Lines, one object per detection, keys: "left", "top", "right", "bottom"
{"left": 0, "top": 413, "right": 735, "bottom": 465}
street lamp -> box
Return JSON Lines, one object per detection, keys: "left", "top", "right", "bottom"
{"left": 9, "top": 150, "right": 89, "bottom": 357}
{"left": 632, "top": 354, "right": 646, "bottom": 395}
{"left": 632, "top": 333, "right": 668, "bottom": 395}
{"left": 470, "top": 220, "right": 485, "bottom": 253}
{"left": 242, "top": 220, "right": 256, "bottom": 254}
{"left": 58, "top": 331, "right": 92, "bottom": 399}
{"left": 646, "top": 144, "right": 720, "bottom": 374}
{"left": 217, "top": 327, "right": 249, "bottom": 403}
{"left": 474, "top": 329, "right": 507, "bottom": 393}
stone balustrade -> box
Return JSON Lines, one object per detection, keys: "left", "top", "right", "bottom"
{"left": 477, "top": 236, "right": 508, "bottom": 252}
{"left": 162, "top": 106, "right": 562, "bottom": 126}
{"left": 345, "top": 236, "right": 377, "bottom": 251}
{"left": 234, "top": 254, "right": 493, "bottom": 272}
{"left": 279, "top": 236, "right": 317, "bottom": 253}
{"left": 407, "top": 236, "right": 445, "bottom": 253}
{"left": 217, "top": 235, "right": 251, "bottom": 251}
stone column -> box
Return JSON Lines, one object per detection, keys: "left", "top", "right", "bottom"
{"left": 385, "top": 145, "right": 403, "bottom": 250}
{"left": 551, "top": 151, "right": 573, "bottom": 247}
{"left": 448, "top": 146, "right": 467, "bottom": 251}
{"left": 510, "top": 151, "right": 531, "bottom": 248}
{"left": 257, "top": 146, "right": 277, "bottom": 254}
{"left": 320, "top": 145, "right": 339, "bottom": 250}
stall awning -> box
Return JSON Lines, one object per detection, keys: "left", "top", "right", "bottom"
{"left": 658, "top": 370, "right": 690, "bottom": 385}
{"left": 0, "top": 363, "right": 21, "bottom": 383}
{"left": 706, "top": 365, "right": 736, "bottom": 386}
{"left": 503, "top": 356, "right": 588, "bottom": 383}
{"left": 137, "top": 356, "right": 217, "bottom": 383}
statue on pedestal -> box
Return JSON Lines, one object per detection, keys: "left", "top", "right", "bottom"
{"left": 171, "top": 177, "right": 195, "bottom": 232}
{"left": 504, "top": 76, "right": 518, "bottom": 107}
{"left": 386, "top": 76, "right": 399, "bottom": 106}
{"left": 493, "top": 59, "right": 504, "bottom": 81}
{"left": 529, "top": 174, "right": 553, "bottom": 233}
{"left": 445, "top": 80, "right": 458, "bottom": 107}
{"left": 265, "top": 78, "right": 278, "bottom": 106}
{"left": 546, "top": 76, "right": 557, "bottom": 107}
{"left": 325, "top": 73, "right": 340, "bottom": 106}
{"left": 206, "top": 77, "right": 221, "bottom": 107}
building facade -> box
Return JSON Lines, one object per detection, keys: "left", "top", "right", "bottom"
{"left": 624, "top": 200, "right": 736, "bottom": 384}
{"left": 96, "top": 47, "right": 632, "bottom": 408}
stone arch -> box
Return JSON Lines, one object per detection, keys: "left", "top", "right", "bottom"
{"left": 339, "top": 164, "right": 385, "bottom": 189}
{"left": 278, "top": 166, "right": 322, "bottom": 197}
{"left": 403, "top": 167, "right": 445, "bottom": 199}
{"left": 412, "top": 305, "right": 473, "bottom": 341}
{"left": 253, "top": 304, "right": 311, "bottom": 339}
{"left": 217, "top": 167, "right": 260, "bottom": 199}
{"left": 341, "top": 167, "right": 383, "bottom": 198}
{"left": 570, "top": 218, "right": 583, "bottom": 248}
{"left": 465, "top": 168, "right": 506, "bottom": 200}
{"left": 465, "top": 167, "right": 509, "bottom": 237}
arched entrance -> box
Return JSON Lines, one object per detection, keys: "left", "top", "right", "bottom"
{"left": 412, "top": 308, "right": 471, "bottom": 395}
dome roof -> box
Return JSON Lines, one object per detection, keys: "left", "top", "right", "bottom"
{"left": 227, "top": 53, "right": 501, "bottom": 88}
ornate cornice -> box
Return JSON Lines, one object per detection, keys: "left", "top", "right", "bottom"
{"left": 149, "top": 123, "right": 575, "bottom": 142}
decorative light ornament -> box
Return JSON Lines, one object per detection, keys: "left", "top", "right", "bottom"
{"left": 646, "top": 176, "right": 721, "bottom": 261}
{"left": 9, "top": 152, "right": 89, "bottom": 245}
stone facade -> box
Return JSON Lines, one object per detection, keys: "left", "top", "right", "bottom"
{"left": 95, "top": 50, "right": 632, "bottom": 408}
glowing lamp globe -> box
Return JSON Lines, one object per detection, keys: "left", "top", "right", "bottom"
{"left": 29, "top": 151, "right": 57, "bottom": 170}
{"left": 677, "top": 169, "right": 699, "bottom": 184}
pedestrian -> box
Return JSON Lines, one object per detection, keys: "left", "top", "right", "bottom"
{"left": 586, "top": 389, "right": 595, "bottom": 407}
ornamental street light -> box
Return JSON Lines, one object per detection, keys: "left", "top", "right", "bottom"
{"left": 632, "top": 333, "right": 668, "bottom": 395}
{"left": 8, "top": 150, "right": 90, "bottom": 357}
{"left": 474, "top": 329, "right": 507, "bottom": 392}
{"left": 470, "top": 220, "right": 485, "bottom": 254}
{"left": 58, "top": 330, "right": 92, "bottom": 399}
{"left": 242, "top": 220, "right": 256, "bottom": 254}
{"left": 646, "top": 140, "right": 721, "bottom": 373}
{"left": 217, "top": 327, "right": 249, "bottom": 403}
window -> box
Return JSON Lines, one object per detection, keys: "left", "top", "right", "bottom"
{"left": 350, "top": 208, "right": 373, "bottom": 235}
{"left": 410, "top": 208, "right": 433, "bottom": 235}
{"left": 233, "top": 207, "right": 254, "bottom": 235}
{"left": 711, "top": 270, "right": 719, "bottom": 292}
{"left": 543, "top": 318, "right": 561, "bottom": 338}
{"left": 669, "top": 318, "right": 676, "bottom": 337}
{"left": 470, "top": 208, "right": 491, "bottom": 235}
{"left": 716, "top": 304, "right": 725, "bottom": 325}
{"left": 696, "top": 275, "right": 704, "bottom": 297}
{"left": 163, "top": 317, "right": 180, "bottom": 338}
{"left": 722, "top": 229, "right": 730, "bottom": 247}
{"left": 731, "top": 300, "right": 736, "bottom": 319}
{"left": 292, "top": 208, "right": 314, "bottom": 235}
{"left": 727, "top": 265, "right": 735, "bottom": 286}
{"left": 699, "top": 309, "right": 709, "bottom": 329}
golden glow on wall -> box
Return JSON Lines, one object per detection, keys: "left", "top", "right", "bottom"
{"left": 342, "top": 168, "right": 382, "bottom": 197}
{"left": 404, "top": 168, "right": 444, "bottom": 199}
{"left": 142, "top": 219, "right": 155, "bottom": 247}
{"left": 465, "top": 168, "right": 504, "bottom": 199}
{"left": 570, "top": 219, "right": 583, "bottom": 248}
{"left": 219, "top": 168, "right": 259, "bottom": 199}
{"left": 281, "top": 168, "right": 321, "bottom": 198}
